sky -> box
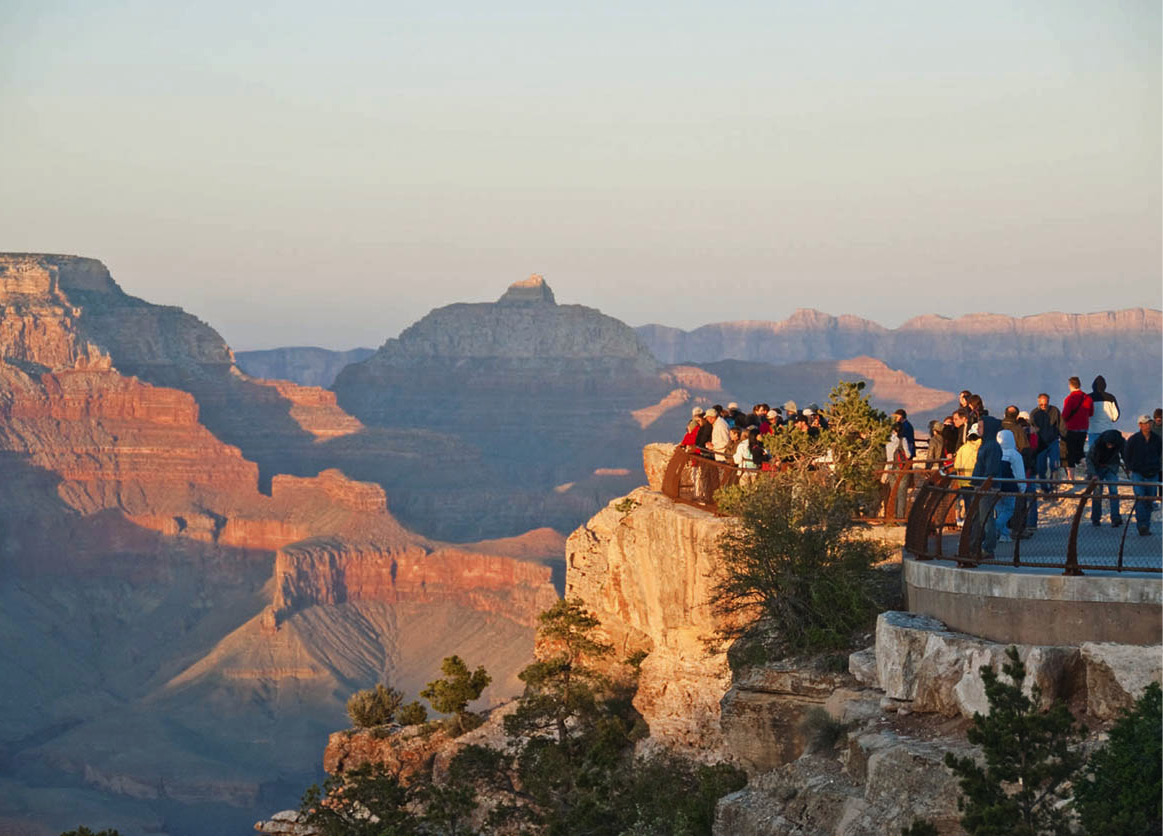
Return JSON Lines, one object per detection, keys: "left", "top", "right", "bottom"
{"left": 2, "top": 0, "right": 1160, "bottom": 350}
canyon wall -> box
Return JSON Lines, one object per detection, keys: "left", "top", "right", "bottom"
{"left": 0, "top": 253, "right": 562, "bottom": 834}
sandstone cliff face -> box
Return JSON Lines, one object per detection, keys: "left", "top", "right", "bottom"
{"left": 565, "top": 487, "right": 732, "bottom": 755}
{"left": 638, "top": 307, "right": 1163, "bottom": 420}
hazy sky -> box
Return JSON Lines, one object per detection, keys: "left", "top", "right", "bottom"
{"left": 3, "top": 1, "right": 1159, "bottom": 350}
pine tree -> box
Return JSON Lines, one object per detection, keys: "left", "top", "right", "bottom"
{"left": 504, "top": 598, "right": 613, "bottom": 750}
{"left": 944, "top": 647, "right": 1085, "bottom": 835}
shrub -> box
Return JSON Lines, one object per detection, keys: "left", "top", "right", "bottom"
{"left": 346, "top": 683, "right": 403, "bottom": 728}
{"left": 421, "top": 656, "right": 491, "bottom": 737}
{"left": 1074, "top": 681, "right": 1162, "bottom": 835}
{"left": 943, "top": 647, "right": 1085, "bottom": 835}
{"left": 799, "top": 706, "right": 848, "bottom": 754}
{"left": 760, "top": 380, "right": 892, "bottom": 508}
{"left": 396, "top": 700, "right": 428, "bottom": 727}
{"left": 713, "top": 472, "right": 888, "bottom": 652}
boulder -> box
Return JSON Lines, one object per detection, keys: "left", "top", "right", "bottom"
{"left": 642, "top": 442, "right": 677, "bottom": 492}
{"left": 1081, "top": 643, "right": 1163, "bottom": 720}
{"left": 875, "top": 611, "right": 947, "bottom": 700}
{"left": 877, "top": 611, "right": 1082, "bottom": 718}
{"left": 848, "top": 647, "right": 879, "bottom": 688}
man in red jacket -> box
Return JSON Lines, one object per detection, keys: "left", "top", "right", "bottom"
{"left": 1062, "top": 376, "right": 1093, "bottom": 483}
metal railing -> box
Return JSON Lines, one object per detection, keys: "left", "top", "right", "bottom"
{"left": 659, "top": 445, "right": 944, "bottom": 521}
{"left": 903, "top": 475, "right": 1162, "bottom": 575}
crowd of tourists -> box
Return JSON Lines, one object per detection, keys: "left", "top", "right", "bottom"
{"left": 678, "top": 400, "right": 830, "bottom": 473}
{"left": 918, "top": 378, "right": 1162, "bottom": 547}
{"left": 677, "top": 376, "right": 1163, "bottom": 545}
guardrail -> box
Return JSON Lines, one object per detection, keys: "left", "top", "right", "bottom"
{"left": 658, "top": 445, "right": 944, "bottom": 520}
{"left": 903, "top": 475, "right": 1162, "bottom": 575}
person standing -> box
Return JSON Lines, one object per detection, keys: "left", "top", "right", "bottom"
{"left": 1086, "top": 429, "right": 1125, "bottom": 527}
{"left": 1124, "top": 415, "right": 1162, "bottom": 536}
{"left": 708, "top": 407, "right": 732, "bottom": 463}
{"left": 970, "top": 416, "right": 1004, "bottom": 555}
{"left": 1000, "top": 406, "right": 1030, "bottom": 454}
{"left": 996, "top": 429, "right": 1028, "bottom": 540}
{"left": 887, "top": 409, "right": 915, "bottom": 460}
{"left": 1087, "top": 376, "right": 1121, "bottom": 453}
{"left": 1030, "top": 393, "right": 1062, "bottom": 492}
{"left": 1061, "top": 377, "right": 1092, "bottom": 482}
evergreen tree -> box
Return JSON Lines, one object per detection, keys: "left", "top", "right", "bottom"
{"left": 504, "top": 597, "right": 613, "bottom": 750}
{"left": 944, "top": 647, "right": 1085, "bottom": 835}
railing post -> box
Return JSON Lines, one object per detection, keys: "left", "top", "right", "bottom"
{"left": 957, "top": 477, "right": 994, "bottom": 567}
{"left": 1115, "top": 500, "right": 1133, "bottom": 572}
{"left": 660, "top": 446, "right": 687, "bottom": 501}
{"left": 1064, "top": 479, "right": 1098, "bottom": 576}
{"left": 904, "top": 480, "right": 934, "bottom": 556}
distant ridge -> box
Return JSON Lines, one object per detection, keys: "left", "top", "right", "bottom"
{"left": 637, "top": 307, "right": 1162, "bottom": 420}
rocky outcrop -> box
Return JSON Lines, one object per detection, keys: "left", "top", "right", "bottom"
{"left": 873, "top": 611, "right": 1161, "bottom": 721}
{"left": 322, "top": 726, "right": 455, "bottom": 779}
{"left": 875, "top": 611, "right": 1085, "bottom": 717}
{"left": 715, "top": 725, "right": 972, "bottom": 836}
{"left": 720, "top": 664, "right": 857, "bottom": 774}
{"left": 638, "top": 308, "right": 1163, "bottom": 421}
{"left": 565, "top": 487, "right": 732, "bottom": 755}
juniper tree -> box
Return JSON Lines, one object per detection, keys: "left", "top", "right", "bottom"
{"left": 421, "top": 655, "right": 491, "bottom": 736}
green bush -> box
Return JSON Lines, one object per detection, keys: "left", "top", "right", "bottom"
{"left": 346, "top": 683, "right": 403, "bottom": 728}
{"left": 396, "top": 700, "right": 428, "bottom": 726}
{"left": 713, "top": 472, "right": 888, "bottom": 652}
{"left": 1074, "top": 681, "right": 1162, "bottom": 835}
